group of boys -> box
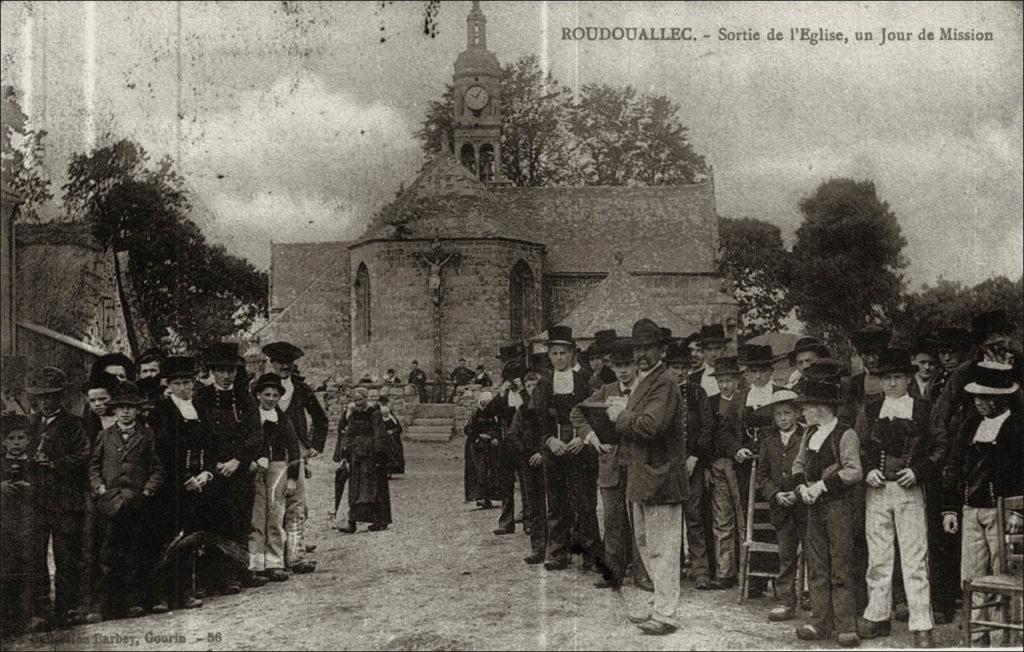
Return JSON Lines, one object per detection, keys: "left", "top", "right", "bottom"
{"left": 463, "top": 308, "right": 1021, "bottom": 646}
{"left": 0, "top": 339, "right": 328, "bottom": 638}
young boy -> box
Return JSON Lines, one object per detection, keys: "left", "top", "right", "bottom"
{"left": 1, "top": 415, "right": 35, "bottom": 636}
{"left": 793, "top": 380, "right": 864, "bottom": 648}
{"left": 706, "top": 356, "right": 746, "bottom": 589}
{"left": 249, "top": 373, "right": 301, "bottom": 582}
{"left": 89, "top": 382, "right": 165, "bottom": 619}
{"left": 856, "top": 348, "right": 944, "bottom": 648}
{"left": 756, "top": 389, "right": 807, "bottom": 622}
{"left": 148, "top": 356, "right": 214, "bottom": 612}
{"left": 943, "top": 361, "right": 1023, "bottom": 647}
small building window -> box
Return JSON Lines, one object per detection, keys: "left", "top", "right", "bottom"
{"left": 510, "top": 260, "right": 535, "bottom": 342}
{"left": 355, "top": 263, "right": 371, "bottom": 343}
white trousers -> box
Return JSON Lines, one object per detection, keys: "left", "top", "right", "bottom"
{"left": 630, "top": 501, "right": 683, "bottom": 626}
{"left": 249, "top": 462, "right": 288, "bottom": 571}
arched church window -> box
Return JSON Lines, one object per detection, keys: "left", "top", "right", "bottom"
{"left": 460, "top": 143, "right": 476, "bottom": 176}
{"left": 510, "top": 260, "right": 535, "bottom": 343}
{"left": 479, "top": 143, "right": 495, "bottom": 182}
{"left": 355, "top": 263, "right": 371, "bottom": 343}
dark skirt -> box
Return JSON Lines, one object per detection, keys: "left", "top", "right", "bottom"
{"left": 464, "top": 438, "right": 503, "bottom": 502}
{"left": 349, "top": 462, "right": 392, "bottom": 525}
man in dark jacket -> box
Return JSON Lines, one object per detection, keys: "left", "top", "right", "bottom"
{"left": 261, "top": 341, "right": 328, "bottom": 574}
{"left": 407, "top": 361, "right": 427, "bottom": 403}
{"left": 842, "top": 325, "right": 891, "bottom": 423}
{"left": 608, "top": 319, "right": 689, "bottom": 636}
{"left": 689, "top": 324, "right": 729, "bottom": 400}
{"left": 25, "top": 367, "right": 90, "bottom": 630}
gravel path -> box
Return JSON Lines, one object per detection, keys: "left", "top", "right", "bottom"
{"left": 6, "top": 438, "right": 961, "bottom": 650}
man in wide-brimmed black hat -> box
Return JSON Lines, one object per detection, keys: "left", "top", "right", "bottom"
{"left": 604, "top": 319, "right": 688, "bottom": 635}
{"left": 689, "top": 324, "right": 730, "bottom": 400}
{"left": 523, "top": 325, "right": 600, "bottom": 572}
{"left": 856, "top": 348, "right": 945, "bottom": 646}
{"left": 194, "top": 343, "right": 262, "bottom": 594}
{"left": 843, "top": 325, "right": 892, "bottom": 423}
{"left": 787, "top": 337, "right": 830, "bottom": 388}
{"left": 586, "top": 329, "right": 619, "bottom": 391}
{"left": 90, "top": 352, "right": 137, "bottom": 384}
{"left": 261, "top": 340, "right": 327, "bottom": 574}
{"left": 24, "top": 366, "right": 91, "bottom": 631}
{"left": 931, "top": 326, "right": 971, "bottom": 375}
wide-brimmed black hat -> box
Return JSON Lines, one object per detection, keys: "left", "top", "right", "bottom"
{"left": 253, "top": 372, "right": 286, "bottom": 395}
{"left": 586, "top": 329, "right": 618, "bottom": 356}
{"left": 609, "top": 338, "right": 636, "bottom": 366}
{"left": 874, "top": 348, "right": 917, "bottom": 376}
{"left": 850, "top": 325, "right": 891, "bottom": 355}
{"left": 107, "top": 382, "right": 148, "bottom": 408}
{"left": 1, "top": 414, "right": 31, "bottom": 437}
{"left": 788, "top": 337, "right": 830, "bottom": 365}
{"left": 202, "top": 342, "right": 245, "bottom": 368}
{"left": 137, "top": 348, "right": 166, "bottom": 365}
{"left": 738, "top": 344, "right": 775, "bottom": 368}
{"left": 545, "top": 325, "right": 575, "bottom": 347}
{"left": 964, "top": 362, "right": 1020, "bottom": 395}
{"left": 932, "top": 327, "right": 971, "bottom": 352}
{"left": 664, "top": 338, "right": 691, "bottom": 365}
{"left": 262, "top": 341, "right": 305, "bottom": 363}
{"left": 802, "top": 358, "right": 844, "bottom": 383}
{"left": 631, "top": 319, "right": 665, "bottom": 347}
{"left": 82, "top": 371, "right": 120, "bottom": 395}
{"left": 497, "top": 344, "right": 524, "bottom": 361}
{"left": 660, "top": 327, "right": 674, "bottom": 342}
{"left": 699, "top": 324, "right": 729, "bottom": 346}
{"left": 794, "top": 380, "right": 842, "bottom": 406}
{"left": 909, "top": 335, "right": 936, "bottom": 357}
{"left": 92, "top": 353, "right": 137, "bottom": 380}
{"left": 501, "top": 360, "right": 527, "bottom": 382}
{"left": 711, "top": 356, "right": 743, "bottom": 377}
{"left": 162, "top": 356, "right": 196, "bottom": 380}
{"left": 27, "top": 366, "right": 68, "bottom": 395}
{"left": 971, "top": 310, "right": 1013, "bottom": 344}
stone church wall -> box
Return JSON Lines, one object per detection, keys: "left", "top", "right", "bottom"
{"left": 350, "top": 238, "right": 543, "bottom": 378}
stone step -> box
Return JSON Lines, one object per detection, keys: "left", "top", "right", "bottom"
{"left": 405, "top": 424, "right": 453, "bottom": 434}
{"left": 411, "top": 417, "right": 453, "bottom": 427}
{"left": 403, "top": 431, "right": 452, "bottom": 443}
{"left": 416, "top": 403, "right": 458, "bottom": 419}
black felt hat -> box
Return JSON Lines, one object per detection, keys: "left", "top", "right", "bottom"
{"left": 107, "top": 382, "right": 148, "bottom": 408}
{"left": 699, "top": 324, "right": 729, "bottom": 346}
{"left": 587, "top": 329, "right": 618, "bottom": 356}
{"left": 971, "top": 310, "right": 1013, "bottom": 344}
{"left": 932, "top": 327, "right": 971, "bottom": 352}
{"left": 794, "top": 380, "right": 842, "bottom": 406}
{"left": 788, "top": 337, "right": 830, "bottom": 365}
{"left": 850, "top": 325, "right": 891, "bottom": 355}
{"left": 609, "top": 338, "right": 636, "bottom": 366}
{"left": 26, "top": 366, "right": 68, "bottom": 395}
{"left": 873, "top": 348, "right": 917, "bottom": 376}
{"left": 162, "top": 356, "right": 197, "bottom": 380}
{"left": 664, "top": 339, "right": 691, "bottom": 365}
{"left": 802, "top": 358, "right": 845, "bottom": 383}
{"left": 92, "top": 353, "right": 137, "bottom": 380}
{"left": 1, "top": 414, "right": 31, "bottom": 437}
{"left": 253, "top": 373, "right": 286, "bottom": 395}
{"left": 202, "top": 342, "right": 245, "bottom": 368}
{"left": 964, "top": 361, "right": 1020, "bottom": 395}
{"left": 737, "top": 344, "right": 775, "bottom": 369}
{"left": 631, "top": 319, "right": 665, "bottom": 347}
{"left": 262, "top": 341, "right": 305, "bottom": 363}
{"left": 82, "top": 371, "right": 120, "bottom": 395}
{"left": 545, "top": 325, "right": 575, "bottom": 347}
{"left": 711, "top": 356, "right": 743, "bottom": 377}
{"left": 909, "top": 335, "right": 935, "bottom": 357}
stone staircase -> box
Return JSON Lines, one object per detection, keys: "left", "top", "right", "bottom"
{"left": 403, "top": 403, "right": 457, "bottom": 442}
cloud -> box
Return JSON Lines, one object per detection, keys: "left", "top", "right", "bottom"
{"left": 182, "top": 71, "right": 423, "bottom": 266}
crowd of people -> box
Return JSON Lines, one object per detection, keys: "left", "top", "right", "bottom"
{"left": 0, "top": 340, "right": 331, "bottom": 637}
{"left": 460, "top": 310, "right": 1022, "bottom": 647}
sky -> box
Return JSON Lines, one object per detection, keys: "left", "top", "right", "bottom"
{"left": 1, "top": 1, "right": 1021, "bottom": 289}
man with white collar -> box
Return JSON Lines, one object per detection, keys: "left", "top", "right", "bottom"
{"left": 261, "top": 341, "right": 328, "bottom": 574}
{"left": 689, "top": 324, "right": 729, "bottom": 399}
{"left": 909, "top": 336, "right": 940, "bottom": 401}
{"left": 607, "top": 319, "right": 688, "bottom": 636}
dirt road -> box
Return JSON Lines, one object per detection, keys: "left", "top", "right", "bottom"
{"left": 7, "top": 438, "right": 960, "bottom": 650}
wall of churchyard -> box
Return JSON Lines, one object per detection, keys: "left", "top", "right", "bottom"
{"left": 260, "top": 252, "right": 352, "bottom": 389}
{"left": 350, "top": 239, "right": 543, "bottom": 379}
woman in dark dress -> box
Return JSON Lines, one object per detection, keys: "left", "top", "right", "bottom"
{"left": 464, "top": 391, "right": 503, "bottom": 508}
{"left": 334, "top": 388, "right": 392, "bottom": 532}
{"left": 379, "top": 397, "right": 405, "bottom": 476}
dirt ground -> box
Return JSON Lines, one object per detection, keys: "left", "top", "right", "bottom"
{"left": 6, "top": 438, "right": 962, "bottom": 651}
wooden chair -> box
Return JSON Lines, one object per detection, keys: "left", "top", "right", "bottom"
{"left": 738, "top": 460, "right": 802, "bottom": 603}
{"left": 962, "top": 495, "right": 1024, "bottom": 646}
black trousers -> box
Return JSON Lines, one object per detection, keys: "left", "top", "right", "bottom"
{"left": 32, "top": 509, "right": 83, "bottom": 621}
{"left": 771, "top": 505, "right": 807, "bottom": 608}
{"left": 522, "top": 455, "right": 548, "bottom": 556}
{"left": 601, "top": 470, "right": 649, "bottom": 585}
{"left": 2, "top": 530, "right": 34, "bottom": 634}
{"left": 98, "top": 509, "right": 151, "bottom": 612}
{"left": 545, "top": 448, "right": 600, "bottom": 562}
{"left": 805, "top": 493, "right": 861, "bottom": 636}
{"left": 683, "top": 460, "right": 712, "bottom": 583}
{"left": 496, "top": 444, "right": 519, "bottom": 532}
{"left": 925, "top": 480, "right": 960, "bottom": 615}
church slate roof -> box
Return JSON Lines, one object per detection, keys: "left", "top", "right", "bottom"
{"left": 493, "top": 183, "right": 719, "bottom": 275}
{"left": 530, "top": 265, "right": 702, "bottom": 343}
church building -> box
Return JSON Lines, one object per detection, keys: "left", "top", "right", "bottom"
{"left": 260, "top": 2, "right": 737, "bottom": 386}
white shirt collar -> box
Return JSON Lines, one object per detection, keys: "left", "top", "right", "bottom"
{"left": 746, "top": 383, "right": 774, "bottom": 408}
{"left": 171, "top": 394, "right": 199, "bottom": 421}
{"left": 279, "top": 375, "right": 295, "bottom": 412}
{"left": 879, "top": 394, "right": 914, "bottom": 420}
{"left": 552, "top": 369, "right": 575, "bottom": 395}
{"left": 700, "top": 368, "right": 720, "bottom": 397}
{"left": 619, "top": 379, "right": 636, "bottom": 394}
{"left": 973, "top": 410, "right": 1011, "bottom": 444}
{"left": 259, "top": 407, "right": 278, "bottom": 424}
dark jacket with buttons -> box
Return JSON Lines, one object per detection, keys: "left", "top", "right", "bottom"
{"left": 757, "top": 424, "right": 806, "bottom": 503}
{"left": 27, "top": 410, "right": 91, "bottom": 513}
{"left": 857, "top": 396, "right": 946, "bottom": 484}
{"left": 89, "top": 423, "right": 166, "bottom": 506}
{"left": 281, "top": 376, "right": 329, "bottom": 452}
{"left": 944, "top": 411, "right": 1023, "bottom": 511}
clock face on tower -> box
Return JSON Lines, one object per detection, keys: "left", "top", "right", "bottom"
{"left": 465, "top": 85, "right": 490, "bottom": 111}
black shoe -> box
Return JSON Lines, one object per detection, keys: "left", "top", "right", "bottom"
{"left": 127, "top": 606, "right": 145, "bottom": 618}
{"left": 934, "top": 610, "right": 955, "bottom": 625}
{"left": 242, "top": 572, "right": 270, "bottom": 588}
{"left": 795, "top": 624, "right": 828, "bottom": 641}
{"left": 368, "top": 523, "right": 388, "bottom": 532}
{"left": 493, "top": 527, "right": 515, "bottom": 536}
{"left": 151, "top": 602, "right": 170, "bottom": 614}
{"left": 635, "top": 577, "right": 655, "bottom": 592}
{"left": 220, "top": 583, "right": 241, "bottom": 595}
{"left": 593, "top": 578, "right": 619, "bottom": 589}
{"left": 338, "top": 523, "right": 357, "bottom": 534}
{"left": 304, "top": 544, "right": 317, "bottom": 553}
{"left": 707, "top": 577, "right": 736, "bottom": 590}
{"left": 265, "top": 568, "right": 291, "bottom": 582}
{"left": 524, "top": 552, "right": 545, "bottom": 565}
{"left": 543, "top": 558, "right": 569, "bottom": 571}
{"left": 857, "top": 617, "right": 891, "bottom": 639}
{"left": 291, "top": 560, "right": 317, "bottom": 574}
{"left": 638, "top": 621, "right": 677, "bottom": 636}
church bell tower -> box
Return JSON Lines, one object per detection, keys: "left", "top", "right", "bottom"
{"left": 452, "top": 1, "right": 504, "bottom": 183}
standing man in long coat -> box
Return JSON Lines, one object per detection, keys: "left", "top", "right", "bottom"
{"left": 261, "top": 342, "right": 327, "bottom": 574}
{"left": 335, "top": 388, "right": 392, "bottom": 532}
{"left": 194, "top": 343, "right": 262, "bottom": 595}
{"left": 607, "top": 319, "right": 689, "bottom": 636}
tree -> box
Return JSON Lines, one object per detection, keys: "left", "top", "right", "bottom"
{"left": 718, "top": 217, "right": 792, "bottom": 337}
{"left": 893, "top": 275, "right": 1024, "bottom": 345}
{"left": 789, "top": 178, "right": 907, "bottom": 350}
{"left": 1, "top": 87, "right": 53, "bottom": 222}
{"left": 62, "top": 139, "right": 268, "bottom": 350}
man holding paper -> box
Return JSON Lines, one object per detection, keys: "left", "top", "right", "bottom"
{"left": 606, "top": 319, "right": 689, "bottom": 636}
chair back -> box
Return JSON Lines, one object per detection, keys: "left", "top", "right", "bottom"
{"left": 999, "top": 495, "right": 1024, "bottom": 574}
